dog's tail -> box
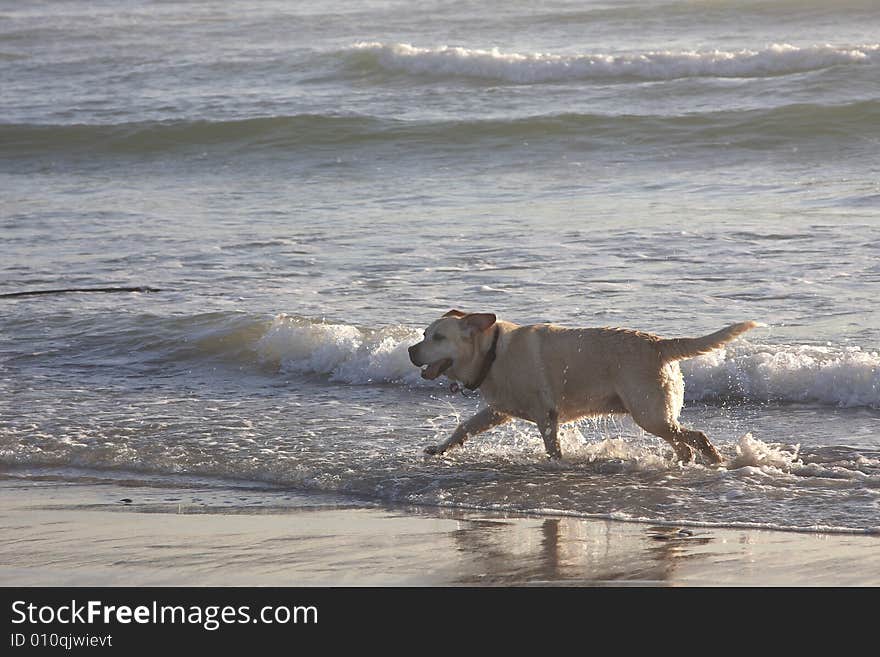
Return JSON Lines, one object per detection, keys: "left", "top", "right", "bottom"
{"left": 658, "top": 321, "right": 760, "bottom": 362}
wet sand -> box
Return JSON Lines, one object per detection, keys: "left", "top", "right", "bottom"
{"left": 1, "top": 478, "right": 877, "bottom": 586}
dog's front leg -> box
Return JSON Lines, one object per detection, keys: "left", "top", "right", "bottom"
{"left": 425, "top": 407, "right": 509, "bottom": 455}
{"left": 536, "top": 409, "right": 561, "bottom": 459}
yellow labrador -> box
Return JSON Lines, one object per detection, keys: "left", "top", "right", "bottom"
{"left": 409, "top": 310, "right": 758, "bottom": 463}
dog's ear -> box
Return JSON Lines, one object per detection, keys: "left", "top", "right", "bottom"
{"left": 462, "top": 313, "right": 496, "bottom": 334}
{"left": 443, "top": 309, "right": 467, "bottom": 318}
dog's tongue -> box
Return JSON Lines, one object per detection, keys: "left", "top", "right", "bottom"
{"left": 421, "top": 358, "right": 453, "bottom": 380}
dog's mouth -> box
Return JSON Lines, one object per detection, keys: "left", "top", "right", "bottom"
{"left": 421, "top": 358, "right": 453, "bottom": 380}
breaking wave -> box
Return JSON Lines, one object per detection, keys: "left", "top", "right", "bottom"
{"left": 10, "top": 311, "right": 879, "bottom": 408}
{"left": 247, "top": 315, "right": 880, "bottom": 408}
{"left": 347, "top": 41, "right": 879, "bottom": 83}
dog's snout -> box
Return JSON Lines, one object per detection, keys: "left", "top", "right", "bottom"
{"left": 408, "top": 343, "right": 421, "bottom": 366}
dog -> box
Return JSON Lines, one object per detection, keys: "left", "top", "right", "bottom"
{"left": 409, "top": 310, "right": 758, "bottom": 463}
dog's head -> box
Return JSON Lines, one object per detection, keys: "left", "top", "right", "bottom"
{"left": 408, "top": 309, "right": 497, "bottom": 380}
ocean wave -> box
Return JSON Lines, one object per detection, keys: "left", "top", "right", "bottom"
{"left": 255, "top": 315, "right": 423, "bottom": 385}
{"left": 14, "top": 311, "right": 879, "bottom": 408}
{"left": 3, "top": 99, "right": 877, "bottom": 157}
{"left": 347, "top": 41, "right": 879, "bottom": 83}
{"left": 0, "top": 114, "right": 388, "bottom": 156}
{"left": 684, "top": 341, "right": 880, "bottom": 407}
{"left": 241, "top": 314, "right": 880, "bottom": 408}
{"left": 522, "top": 0, "right": 880, "bottom": 29}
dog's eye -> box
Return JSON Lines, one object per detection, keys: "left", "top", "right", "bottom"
{"left": 433, "top": 334, "right": 445, "bottom": 341}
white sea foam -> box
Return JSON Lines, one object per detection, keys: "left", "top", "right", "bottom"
{"left": 255, "top": 314, "right": 425, "bottom": 385}
{"left": 727, "top": 432, "right": 802, "bottom": 472}
{"left": 683, "top": 342, "right": 880, "bottom": 408}
{"left": 461, "top": 421, "right": 674, "bottom": 472}
{"left": 251, "top": 316, "right": 880, "bottom": 408}
{"left": 350, "top": 42, "right": 878, "bottom": 83}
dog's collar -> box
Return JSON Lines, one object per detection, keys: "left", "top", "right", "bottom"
{"left": 464, "top": 326, "right": 500, "bottom": 390}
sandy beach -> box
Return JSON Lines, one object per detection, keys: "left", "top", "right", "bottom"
{"left": 1, "top": 477, "right": 877, "bottom": 587}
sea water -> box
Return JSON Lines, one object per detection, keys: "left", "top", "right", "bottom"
{"left": 1, "top": 0, "right": 879, "bottom": 534}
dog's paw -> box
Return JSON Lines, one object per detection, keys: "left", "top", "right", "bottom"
{"left": 424, "top": 444, "right": 445, "bottom": 456}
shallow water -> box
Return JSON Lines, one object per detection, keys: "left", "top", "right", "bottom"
{"left": 2, "top": 0, "right": 879, "bottom": 534}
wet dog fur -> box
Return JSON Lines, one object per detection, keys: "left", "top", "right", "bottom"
{"left": 409, "top": 310, "right": 758, "bottom": 463}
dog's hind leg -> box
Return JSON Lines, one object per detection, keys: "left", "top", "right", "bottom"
{"left": 617, "top": 365, "right": 715, "bottom": 464}
{"left": 638, "top": 420, "right": 695, "bottom": 463}
{"left": 535, "top": 409, "right": 561, "bottom": 460}
{"left": 618, "top": 388, "right": 694, "bottom": 463}
{"left": 678, "top": 428, "right": 722, "bottom": 465}
{"left": 425, "top": 407, "right": 510, "bottom": 455}
{"left": 627, "top": 409, "right": 723, "bottom": 464}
